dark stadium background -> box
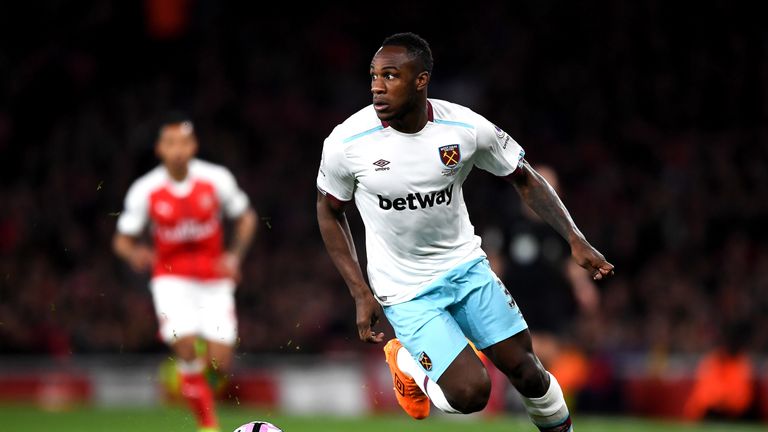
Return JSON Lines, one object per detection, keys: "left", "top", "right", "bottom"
{"left": 0, "top": 0, "right": 766, "bottom": 425}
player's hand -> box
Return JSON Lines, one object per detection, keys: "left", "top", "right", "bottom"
{"left": 571, "top": 239, "right": 614, "bottom": 281}
{"left": 217, "top": 252, "right": 242, "bottom": 283}
{"left": 128, "top": 246, "right": 154, "bottom": 273}
{"left": 355, "top": 294, "right": 385, "bottom": 344}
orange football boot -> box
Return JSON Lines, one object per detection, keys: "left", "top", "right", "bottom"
{"left": 384, "top": 338, "right": 430, "bottom": 419}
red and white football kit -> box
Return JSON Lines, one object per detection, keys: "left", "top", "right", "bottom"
{"left": 117, "top": 159, "right": 249, "bottom": 345}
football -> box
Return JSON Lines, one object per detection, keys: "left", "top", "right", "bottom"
{"left": 232, "top": 421, "right": 283, "bottom": 432}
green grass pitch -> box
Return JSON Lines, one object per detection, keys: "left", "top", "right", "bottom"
{"left": 1, "top": 405, "right": 765, "bottom": 432}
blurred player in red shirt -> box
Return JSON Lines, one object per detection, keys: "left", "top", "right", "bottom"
{"left": 113, "top": 113, "right": 257, "bottom": 432}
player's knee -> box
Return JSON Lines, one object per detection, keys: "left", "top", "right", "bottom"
{"left": 446, "top": 376, "right": 491, "bottom": 414}
{"left": 171, "top": 339, "right": 198, "bottom": 362}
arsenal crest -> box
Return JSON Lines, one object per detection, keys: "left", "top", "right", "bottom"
{"left": 439, "top": 144, "right": 461, "bottom": 167}
{"left": 418, "top": 351, "right": 433, "bottom": 371}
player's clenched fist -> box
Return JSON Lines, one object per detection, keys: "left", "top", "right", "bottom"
{"left": 570, "top": 239, "right": 614, "bottom": 281}
{"left": 355, "top": 294, "right": 385, "bottom": 344}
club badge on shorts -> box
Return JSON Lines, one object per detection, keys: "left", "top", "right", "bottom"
{"left": 418, "top": 351, "right": 433, "bottom": 371}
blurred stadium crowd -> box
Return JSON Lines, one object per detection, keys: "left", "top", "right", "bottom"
{"left": 0, "top": 0, "right": 766, "bottom": 370}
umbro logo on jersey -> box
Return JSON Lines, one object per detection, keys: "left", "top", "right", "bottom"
{"left": 373, "top": 159, "right": 391, "bottom": 171}
{"left": 378, "top": 184, "right": 454, "bottom": 211}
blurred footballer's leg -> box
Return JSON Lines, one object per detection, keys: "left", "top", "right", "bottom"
{"left": 174, "top": 336, "right": 218, "bottom": 431}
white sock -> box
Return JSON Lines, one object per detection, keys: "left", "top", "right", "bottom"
{"left": 396, "top": 345, "right": 461, "bottom": 414}
{"left": 520, "top": 372, "right": 572, "bottom": 431}
{"left": 177, "top": 358, "right": 205, "bottom": 374}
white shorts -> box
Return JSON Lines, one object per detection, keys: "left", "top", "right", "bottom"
{"left": 150, "top": 276, "right": 237, "bottom": 346}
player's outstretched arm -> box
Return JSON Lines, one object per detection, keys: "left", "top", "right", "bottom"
{"left": 316, "top": 191, "right": 384, "bottom": 344}
{"left": 230, "top": 207, "right": 258, "bottom": 260}
{"left": 112, "top": 233, "right": 154, "bottom": 274}
{"left": 508, "top": 160, "right": 614, "bottom": 281}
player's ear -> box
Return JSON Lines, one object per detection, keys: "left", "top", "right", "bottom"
{"left": 154, "top": 140, "right": 163, "bottom": 159}
{"left": 190, "top": 135, "right": 199, "bottom": 154}
{"left": 416, "top": 71, "right": 430, "bottom": 91}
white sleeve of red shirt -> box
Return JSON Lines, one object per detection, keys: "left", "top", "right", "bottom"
{"left": 116, "top": 162, "right": 250, "bottom": 237}
{"left": 213, "top": 166, "right": 250, "bottom": 218}
{"left": 116, "top": 177, "right": 151, "bottom": 236}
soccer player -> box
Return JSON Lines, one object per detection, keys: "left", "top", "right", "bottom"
{"left": 114, "top": 114, "right": 257, "bottom": 432}
{"left": 316, "top": 33, "right": 613, "bottom": 431}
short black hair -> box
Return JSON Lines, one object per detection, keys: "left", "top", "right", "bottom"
{"left": 381, "top": 32, "right": 433, "bottom": 74}
{"left": 159, "top": 111, "right": 194, "bottom": 130}
{"left": 155, "top": 111, "right": 195, "bottom": 140}
{"left": 156, "top": 111, "right": 195, "bottom": 140}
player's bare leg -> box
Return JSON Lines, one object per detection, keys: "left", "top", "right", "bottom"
{"left": 173, "top": 335, "right": 199, "bottom": 363}
{"left": 206, "top": 340, "right": 234, "bottom": 374}
{"left": 435, "top": 345, "right": 492, "bottom": 413}
{"left": 482, "top": 330, "right": 573, "bottom": 432}
{"left": 205, "top": 340, "right": 234, "bottom": 398}
{"left": 172, "top": 335, "right": 219, "bottom": 432}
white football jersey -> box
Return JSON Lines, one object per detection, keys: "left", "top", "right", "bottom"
{"left": 317, "top": 99, "right": 525, "bottom": 305}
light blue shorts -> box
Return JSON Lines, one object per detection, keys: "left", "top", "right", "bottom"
{"left": 383, "top": 257, "right": 528, "bottom": 382}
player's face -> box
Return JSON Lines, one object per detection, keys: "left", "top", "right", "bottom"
{"left": 156, "top": 122, "right": 198, "bottom": 171}
{"left": 370, "top": 45, "right": 428, "bottom": 121}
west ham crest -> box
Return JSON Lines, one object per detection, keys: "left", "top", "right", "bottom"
{"left": 418, "top": 351, "right": 433, "bottom": 371}
{"left": 439, "top": 144, "right": 461, "bottom": 168}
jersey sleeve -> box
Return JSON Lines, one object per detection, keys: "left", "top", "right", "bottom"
{"left": 316, "top": 137, "right": 355, "bottom": 201}
{"left": 116, "top": 181, "right": 149, "bottom": 236}
{"left": 472, "top": 115, "right": 526, "bottom": 177}
{"left": 216, "top": 168, "right": 250, "bottom": 219}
